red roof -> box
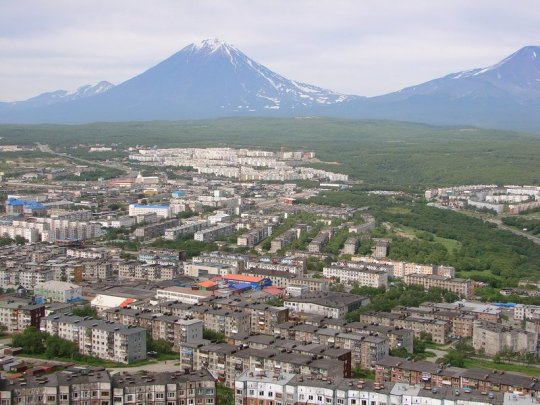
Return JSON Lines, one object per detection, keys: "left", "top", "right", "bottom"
{"left": 223, "top": 274, "right": 264, "bottom": 283}
{"left": 263, "top": 286, "right": 284, "bottom": 296}
{"left": 197, "top": 280, "right": 217, "bottom": 288}
{"left": 119, "top": 298, "right": 136, "bottom": 308}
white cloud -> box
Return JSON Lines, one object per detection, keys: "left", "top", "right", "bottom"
{"left": 0, "top": 0, "right": 539, "bottom": 100}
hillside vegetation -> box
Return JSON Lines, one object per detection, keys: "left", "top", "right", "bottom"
{"left": 1, "top": 118, "right": 539, "bottom": 188}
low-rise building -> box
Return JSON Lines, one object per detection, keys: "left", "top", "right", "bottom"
{"left": 33, "top": 280, "right": 82, "bottom": 303}
{"left": 128, "top": 203, "right": 171, "bottom": 219}
{"left": 472, "top": 320, "right": 537, "bottom": 356}
{"left": 403, "top": 273, "right": 475, "bottom": 298}
{"left": 194, "top": 223, "right": 236, "bottom": 242}
{"left": 155, "top": 286, "right": 214, "bottom": 304}
{"left": 323, "top": 265, "right": 388, "bottom": 288}
{"left": 42, "top": 315, "right": 147, "bottom": 363}
{"left": 308, "top": 231, "right": 330, "bottom": 253}
{"left": 285, "top": 292, "right": 369, "bottom": 319}
{"left": 0, "top": 301, "right": 45, "bottom": 333}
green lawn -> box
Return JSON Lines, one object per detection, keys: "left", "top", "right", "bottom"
{"left": 463, "top": 358, "right": 540, "bottom": 377}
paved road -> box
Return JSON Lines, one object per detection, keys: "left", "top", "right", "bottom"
{"left": 37, "top": 143, "right": 130, "bottom": 174}
{"left": 108, "top": 361, "right": 181, "bottom": 374}
{"left": 458, "top": 209, "right": 540, "bottom": 246}
{"left": 485, "top": 218, "right": 540, "bottom": 246}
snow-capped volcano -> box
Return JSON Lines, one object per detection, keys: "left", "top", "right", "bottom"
{"left": 1, "top": 42, "right": 540, "bottom": 131}
{"left": 112, "top": 37, "right": 351, "bottom": 113}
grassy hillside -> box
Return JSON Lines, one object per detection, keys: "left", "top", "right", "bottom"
{"left": 0, "top": 118, "right": 539, "bottom": 188}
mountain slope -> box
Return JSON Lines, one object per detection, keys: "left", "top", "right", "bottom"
{"left": 0, "top": 39, "right": 355, "bottom": 123}
{"left": 355, "top": 46, "right": 540, "bottom": 130}
{"left": 0, "top": 42, "right": 539, "bottom": 131}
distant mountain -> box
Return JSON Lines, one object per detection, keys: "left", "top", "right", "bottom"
{"left": 355, "top": 46, "right": 540, "bottom": 130}
{"left": 0, "top": 41, "right": 539, "bottom": 131}
{"left": 0, "top": 39, "right": 355, "bottom": 123}
{"left": 4, "top": 81, "right": 114, "bottom": 110}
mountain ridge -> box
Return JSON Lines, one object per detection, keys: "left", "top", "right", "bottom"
{"left": 0, "top": 39, "right": 539, "bottom": 131}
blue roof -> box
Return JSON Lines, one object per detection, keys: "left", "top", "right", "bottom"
{"left": 132, "top": 204, "right": 169, "bottom": 209}
{"left": 230, "top": 282, "right": 252, "bottom": 290}
{"left": 6, "top": 198, "right": 45, "bottom": 209}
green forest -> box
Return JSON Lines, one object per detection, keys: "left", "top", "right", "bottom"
{"left": 1, "top": 117, "right": 539, "bottom": 188}
{"left": 310, "top": 189, "right": 540, "bottom": 286}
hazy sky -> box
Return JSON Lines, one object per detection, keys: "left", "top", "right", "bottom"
{"left": 1, "top": 0, "right": 539, "bottom": 101}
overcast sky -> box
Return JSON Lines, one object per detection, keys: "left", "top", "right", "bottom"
{"left": 1, "top": 0, "right": 539, "bottom": 101}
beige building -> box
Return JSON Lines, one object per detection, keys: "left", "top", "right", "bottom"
{"left": 472, "top": 320, "right": 537, "bottom": 356}
{"left": 323, "top": 265, "right": 388, "bottom": 288}
{"left": 41, "top": 315, "right": 146, "bottom": 364}
{"left": 403, "top": 273, "right": 475, "bottom": 298}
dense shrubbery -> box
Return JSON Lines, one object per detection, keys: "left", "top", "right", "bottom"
{"left": 502, "top": 216, "right": 540, "bottom": 235}
{"left": 311, "top": 190, "right": 540, "bottom": 285}
{"left": 346, "top": 284, "right": 459, "bottom": 320}
{"left": 150, "top": 236, "right": 218, "bottom": 258}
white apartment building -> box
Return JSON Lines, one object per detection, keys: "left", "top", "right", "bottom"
{"left": 235, "top": 371, "right": 512, "bottom": 405}
{"left": 40, "top": 219, "right": 104, "bottom": 242}
{"left": 0, "top": 225, "right": 40, "bottom": 243}
{"left": 34, "top": 280, "right": 82, "bottom": 303}
{"left": 514, "top": 304, "right": 540, "bottom": 321}
{"left": 164, "top": 220, "right": 209, "bottom": 240}
{"left": 17, "top": 268, "right": 55, "bottom": 290}
{"left": 41, "top": 315, "right": 146, "bottom": 364}
{"left": 323, "top": 265, "right": 388, "bottom": 288}
{"left": 194, "top": 223, "right": 235, "bottom": 242}
{"left": 66, "top": 247, "right": 108, "bottom": 260}
{"left": 128, "top": 204, "right": 171, "bottom": 219}
{"left": 155, "top": 286, "right": 214, "bottom": 304}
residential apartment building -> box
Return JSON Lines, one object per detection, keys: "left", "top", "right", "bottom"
{"left": 40, "top": 218, "right": 104, "bottom": 243}
{"left": 237, "top": 226, "right": 271, "bottom": 247}
{"left": 41, "top": 315, "right": 147, "bottom": 364}
{"left": 245, "top": 257, "right": 305, "bottom": 275}
{"left": 284, "top": 292, "right": 369, "bottom": 319}
{"left": 0, "top": 368, "right": 216, "bottom": 405}
{"left": 83, "top": 261, "right": 113, "bottom": 280}
{"left": 343, "top": 237, "right": 358, "bottom": 255}
{"left": 133, "top": 219, "right": 179, "bottom": 239}
{"left": 513, "top": 304, "right": 540, "bottom": 321}
{"left": 111, "top": 369, "right": 216, "bottom": 405}
{"left": 242, "top": 268, "right": 328, "bottom": 291}
{"left": 128, "top": 203, "right": 171, "bottom": 219}
{"left": 308, "top": 231, "right": 330, "bottom": 253}
{"left": 376, "top": 356, "right": 539, "bottom": 397}
{"left": 0, "top": 301, "right": 45, "bottom": 333}
{"left": 472, "top": 320, "right": 538, "bottom": 356}
{"left": 403, "top": 273, "right": 475, "bottom": 298}
{"left": 164, "top": 220, "right": 209, "bottom": 240}
{"left": 104, "top": 308, "right": 204, "bottom": 351}
{"left": 194, "top": 223, "right": 235, "bottom": 242}
{"left": 270, "top": 228, "right": 298, "bottom": 252}
{"left": 0, "top": 225, "right": 40, "bottom": 243}
{"left": 181, "top": 343, "right": 345, "bottom": 388}
{"left": 360, "top": 312, "right": 451, "bottom": 344}
{"left": 235, "top": 370, "right": 519, "bottom": 405}
{"left": 323, "top": 265, "right": 388, "bottom": 288}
